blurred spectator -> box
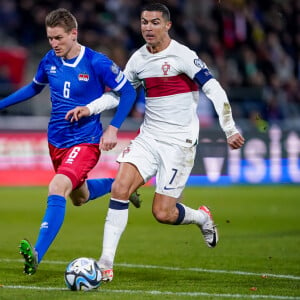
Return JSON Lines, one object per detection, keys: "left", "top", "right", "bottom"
{"left": 0, "top": 64, "right": 14, "bottom": 97}
{"left": 0, "top": 0, "right": 299, "bottom": 123}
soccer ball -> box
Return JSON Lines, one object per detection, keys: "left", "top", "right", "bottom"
{"left": 64, "top": 257, "right": 102, "bottom": 291}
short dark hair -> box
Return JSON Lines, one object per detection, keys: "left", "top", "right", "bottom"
{"left": 141, "top": 3, "right": 171, "bottom": 21}
{"left": 45, "top": 8, "right": 77, "bottom": 32}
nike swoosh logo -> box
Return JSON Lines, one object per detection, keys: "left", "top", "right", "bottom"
{"left": 208, "top": 233, "right": 217, "bottom": 247}
{"left": 163, "top": 186, "right": 176, "bottom": 190}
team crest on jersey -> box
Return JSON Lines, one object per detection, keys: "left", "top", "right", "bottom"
{"left": 162, "top": 62, "right": 170, "bottom": 75}
{"left": 194, "top": 59, "right": 206, "bottom": 69}
{"left": 78, "top": 73, "right": 89, "bottom": 81}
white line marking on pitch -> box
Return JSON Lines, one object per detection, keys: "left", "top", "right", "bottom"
{"left": 2, "top": 285, "right": 300, "bottom": 299}
{"left": 117, "top": 263, "right": 300, "bottom": 281}
{"left": 1, "top": 258, "right": 299, "bottom": 281}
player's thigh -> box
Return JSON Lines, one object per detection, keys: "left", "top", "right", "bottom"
{"left": 117, "top": 135, "right": 158, "bottom": 184}
{"left": 155, "top": 142, "right": 196, "bottom": 198}
{"left": 112, "top": 162, "right": 144, "bottom": 198}
{"left": 56, "top": 144, "right": 100, "bottom": 190}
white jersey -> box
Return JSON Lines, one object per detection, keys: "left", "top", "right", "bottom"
{"left": 124, "top": 40, "right": 203, "bottom": 147}
{"left": 88, "top": 39, "right": 238, "bottom": 142}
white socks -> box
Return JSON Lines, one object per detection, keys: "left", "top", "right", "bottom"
{"left": 179, "top": 203, "right": 208, "bottom": 225}
{"left": 98, "top": 199, "right": 129, "bottom": 269}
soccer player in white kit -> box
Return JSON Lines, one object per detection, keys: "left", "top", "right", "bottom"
{"left": 66, "top": 3, "right": 245, "bottom": 282}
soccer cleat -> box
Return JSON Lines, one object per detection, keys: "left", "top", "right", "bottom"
{"left": 129, "top": 190, "right": 142, "bottom": 208}
{"left": 19, "top": 239, "right": 38, "bottom": 275}
{"left": 198, "top": 206, "right": 218, "bottom": 248}
{"left": 100, "top": 268, "right": 114, "bottom": 282}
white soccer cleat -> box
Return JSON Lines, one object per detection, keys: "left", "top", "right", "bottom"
{"left": 198, "top": 206, "right": 218, "bottom": 248}
{"left": 100, "top": 268, "right": 114, "bottom": 282}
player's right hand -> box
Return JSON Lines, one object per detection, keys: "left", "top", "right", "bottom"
{"left": 65, "top": 106, "right": 91, "bottom": 122}
{"left": 100, "top": 125, "right": 118, "bottom": 151}
{"left": 227, "top": 132, "right": 245, "bottom": 150}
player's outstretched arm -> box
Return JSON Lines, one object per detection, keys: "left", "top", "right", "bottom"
{"left": 65, "top": 92, "right": 120, "bottom": 122}
{"left": 0, "top": 82, "right": 44, "bottom": 110}
{"left": 98, "top": 81, "right": 136, "bottom": 151}
{"left": 202, "top": 78, "right": 245, "bottom": 148}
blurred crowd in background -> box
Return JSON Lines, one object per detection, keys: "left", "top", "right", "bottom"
{"left": 0, "top": 0, "right": 299, "bottom": 129}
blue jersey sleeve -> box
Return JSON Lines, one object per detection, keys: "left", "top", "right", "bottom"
{"left": 0, "top": 81, "right": 44, "bottom": 110}
{"left": 34, "top": 58, "right": 49, "bottom": 85}
{"left": 0, "top": 55, "right": 48, "bottom": 110}
{"left": 109, "top": 80, "right": 136, "bottom": 128}
{"left": 92, "top": 53, "right": 127, "bottom": 92}
{"left": 91, "top": 52, "right": 136, "bottom": 128}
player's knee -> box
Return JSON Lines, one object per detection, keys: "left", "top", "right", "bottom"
{"left": 70, "top": 196, "right": 85, "bottom": 206}
{"left": 69, "top": 188, "right": 89, "bottom": 206}
{"left": 111, "top": 179, "right": 130, "bottom": 199}
{"left": 49, "top": 174, "right": 72, "bottom": 198}
{"left": 152, "top": 209, "right": 174, "bottom": 224}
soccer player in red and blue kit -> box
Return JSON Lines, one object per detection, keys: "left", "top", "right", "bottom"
{"left": 0, "top": 8, "right": 137, "bottom": 275}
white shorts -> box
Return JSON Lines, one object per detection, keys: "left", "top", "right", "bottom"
{"left": 117, "top": 134, "right": 196, "bottom": 198}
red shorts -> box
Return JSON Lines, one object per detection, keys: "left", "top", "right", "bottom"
{"left": 49, "top": 143, "right": 100, "bottom": 189}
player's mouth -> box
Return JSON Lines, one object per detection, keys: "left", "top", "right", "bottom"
{"left": 145, "top": 34, "right": 155, "bottom": 41}
{"left": 54, "top": 49, "right": 63, "bottom": 55}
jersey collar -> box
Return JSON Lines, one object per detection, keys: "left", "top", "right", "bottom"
{"left": 61, "top": 46, "right": 85, "bottom": 67}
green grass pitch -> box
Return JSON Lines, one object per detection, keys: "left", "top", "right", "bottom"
{"left": 0, "top": 185, "right": 299, "bottom": 299}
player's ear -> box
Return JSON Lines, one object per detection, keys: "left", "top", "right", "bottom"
{"left": 165, "top": 21, "right": 172, "bottom": 31}
{"left": 70, "top": 28, "right": 78, "bottom": 41}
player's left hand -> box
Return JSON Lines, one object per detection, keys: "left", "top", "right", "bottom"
{"left": 100, "top": 125, "right": 118, "bottom": 151}
{"left": 65, "top": 106, "right": 91, "bottom": 122}
{"left": 227, "top": 133, "right": 245, "bottom": 150}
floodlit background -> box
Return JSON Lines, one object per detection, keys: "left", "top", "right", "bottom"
{"left": 0, "top": 2, "right": 299, "bottom": 299}
{"left": 0, "top": 0, "right": 299, "bottom": 185}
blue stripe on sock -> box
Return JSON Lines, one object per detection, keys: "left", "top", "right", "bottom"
{"left": 109, "top": 199, "right": 129, "bottom": 210}
{"left": 174, "top": 203, "right": 185, "bottom": 225}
